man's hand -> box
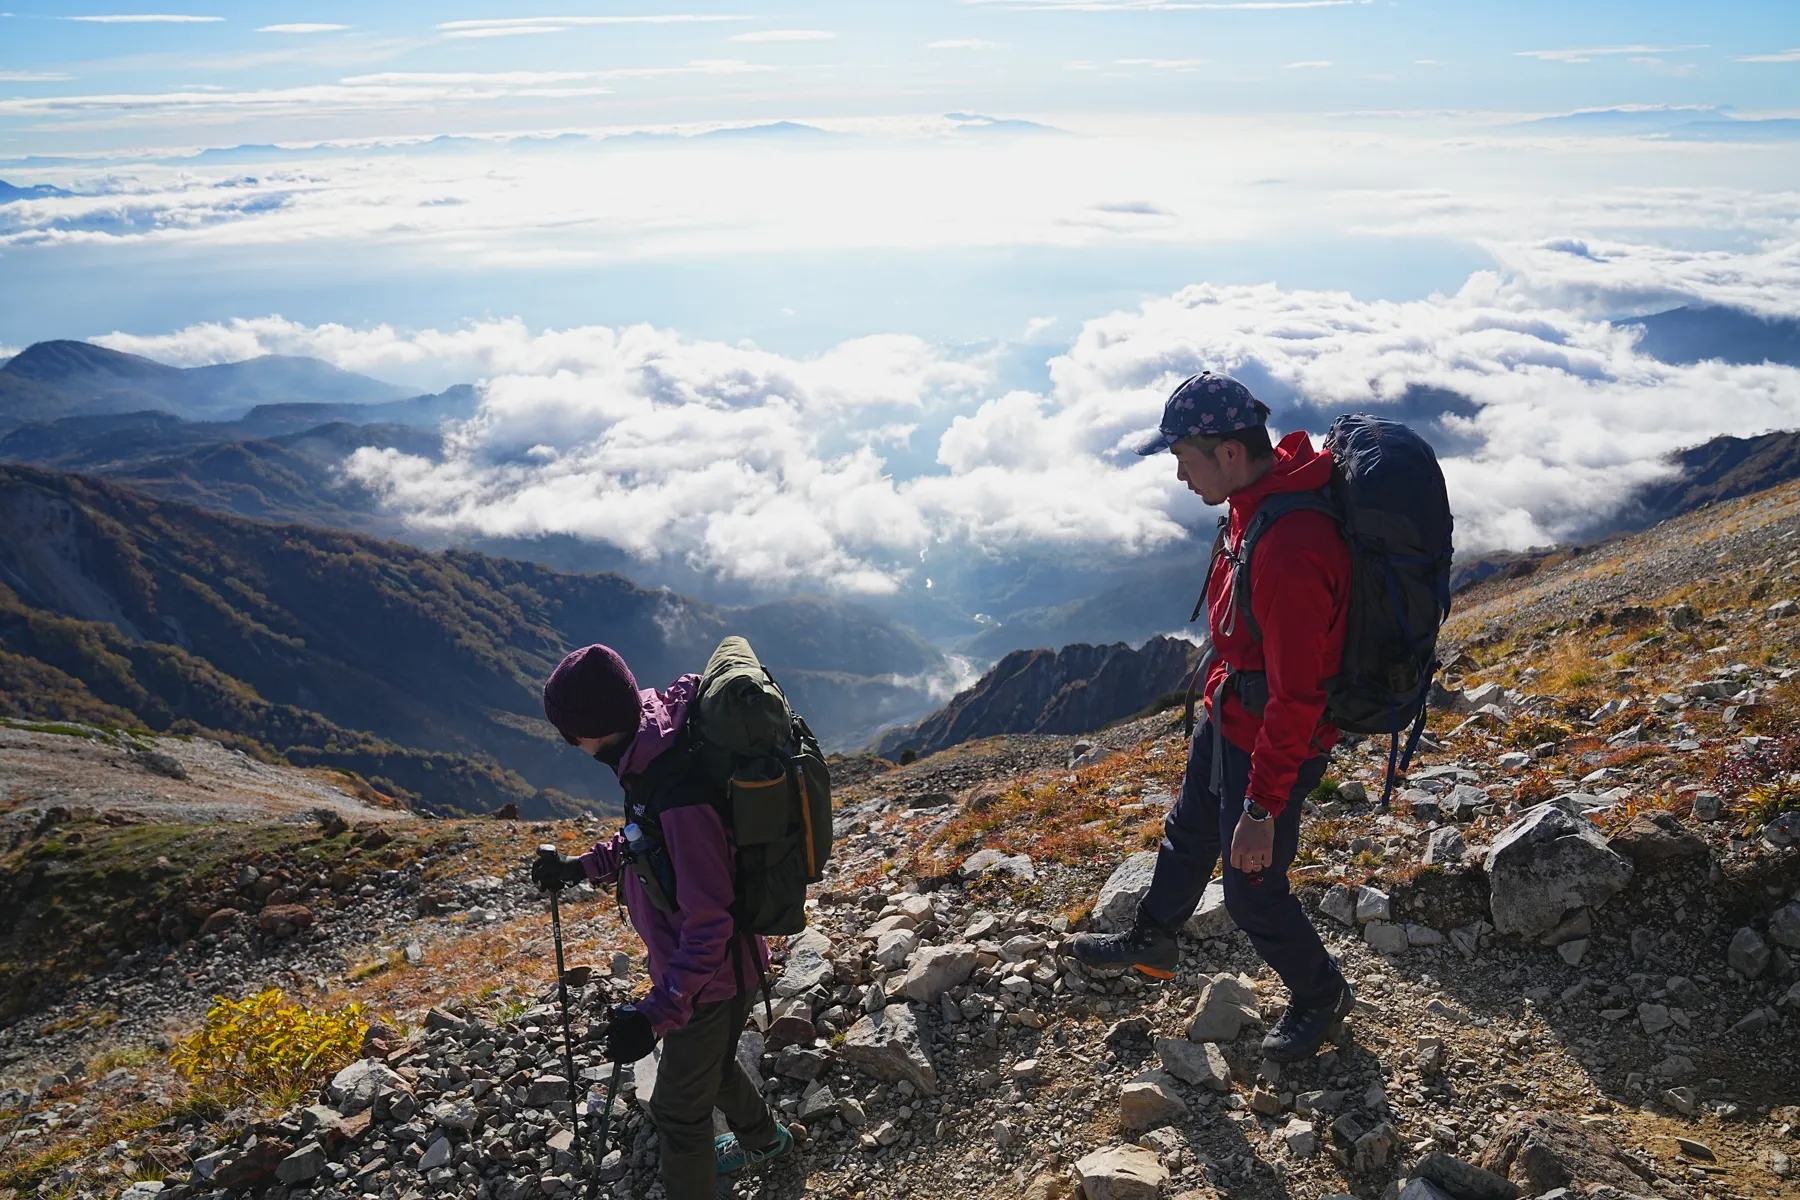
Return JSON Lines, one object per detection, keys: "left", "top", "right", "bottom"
{"left": 601, "top": 1005, "right": 656, "bottom": 1063}
{"left": 1229, "top": 811, "right": 1276, "bottom": 876}
{"left": 531, "top": 851, "right": 587, "bottom": 892}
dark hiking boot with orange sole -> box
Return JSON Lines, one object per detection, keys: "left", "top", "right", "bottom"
{"left": 1260, "top": 979, "right": 1356, "bottom": 1062}
{"left": 1068, "top": 916, "right": 1180, "bottom": 979}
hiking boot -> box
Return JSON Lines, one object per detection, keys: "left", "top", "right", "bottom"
{"left": 716, "top": 1123, "right": 795, "bottom": 1175}
{"left": 1068, "top": 914, "right": 1180, "bottom": 979}
{"left": 1260, "top": 979, "right": 1355, "bottom": 1062}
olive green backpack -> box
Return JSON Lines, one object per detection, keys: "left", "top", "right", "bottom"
{"left": 689, "top": 636, "right": 833, "bottom": 937}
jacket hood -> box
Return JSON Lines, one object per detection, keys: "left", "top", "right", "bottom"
{"left": 1228, "top": 430, "right": 1333, "bottom": 522}
{"left": 617, "top": 672, "right": 701, "bottom": 783}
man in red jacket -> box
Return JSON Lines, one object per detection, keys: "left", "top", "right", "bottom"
{"left": 1071, "top": 371, "right": 1356, "bottom": 1062}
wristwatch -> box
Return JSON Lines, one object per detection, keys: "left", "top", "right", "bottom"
{"left": 1243, "top": 799, "right": 1270, "bottom": 822}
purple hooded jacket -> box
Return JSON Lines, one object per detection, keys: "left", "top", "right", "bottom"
{"left": 577, "top": 673, "right": 770, "bottom": 1036}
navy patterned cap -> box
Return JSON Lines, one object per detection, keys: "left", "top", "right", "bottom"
{"left": 1133, "top": 371, "right": 1268, "bottom": 456}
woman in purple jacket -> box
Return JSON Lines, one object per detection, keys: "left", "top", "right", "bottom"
{"left": 531, "top": 644, "right": 794, "bottom": 1197}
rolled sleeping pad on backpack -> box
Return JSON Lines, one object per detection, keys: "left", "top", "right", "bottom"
{"left": 696, "top": 635, "right": 794, "bottom": 757}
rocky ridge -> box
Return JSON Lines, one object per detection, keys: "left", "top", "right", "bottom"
{"left": 878, "top": 636, "right": 1202, "bottom": 760}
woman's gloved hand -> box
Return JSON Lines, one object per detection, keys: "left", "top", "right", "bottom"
{"left": 530, "top": 850, "right": 587, "bottom": 891}
{"left": 602, "top": 1004, "right": 656, "bottom": 1063}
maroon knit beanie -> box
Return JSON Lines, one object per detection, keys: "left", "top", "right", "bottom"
{"left": 542, "top": 644, "right": 640, "bottom": 745}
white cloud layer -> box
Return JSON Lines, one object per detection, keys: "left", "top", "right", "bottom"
{"left": 257, "top": 24, "right": 350, "bottom": 34}
{"left": 89, "top": 229, "right": 1800, "bottom": 593}
{"left": 7, "top": 115, "right": 1798, "bottom": 266}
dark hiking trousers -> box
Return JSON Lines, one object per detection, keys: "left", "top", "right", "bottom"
{"left": 650, "top": 987, "right": 779, "bottom": 1200}
{"left": 1140, "top": 717, "right": 1344, "bottom": 1009}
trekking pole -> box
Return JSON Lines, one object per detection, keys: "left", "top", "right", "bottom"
{"left": 537, "top": 845, "right": 589, "bottom": 1194}
{"left": 589, "top": 1058, "right": 624, "bottom": 1177}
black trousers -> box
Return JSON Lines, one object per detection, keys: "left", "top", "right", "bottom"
{"left": 649, "top": 988, "right": 779, "bottom": 1200}
{"left": 1140, "top": 718, "right": 1343, "bottom": 1009}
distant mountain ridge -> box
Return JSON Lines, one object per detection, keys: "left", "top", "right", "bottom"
{"left": 0, "top": 465, "right": 951, "bottom": 816}
{"left": 877, "top": 635, "right": 1202, "bottom": 759}
{"left": 1620, "top": 305, "right": 1800, "bottom": 368}
{"left": 1450, "top": 429, "right": 1800, "bottom": 593}
{"left": 0, "top": 340, "right": 433, "bottom": 430}
{"left": 0, "top": 179, "right": 68, "bottom": 203}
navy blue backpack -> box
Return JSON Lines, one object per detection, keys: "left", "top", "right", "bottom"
{"left": 1186, "top": 414, "right": 1455, "bottom": 802}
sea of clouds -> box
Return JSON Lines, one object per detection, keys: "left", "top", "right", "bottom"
{"left": 91, "top": 227, "right": 1800, "bottom": 597}
{"left": 8, "top": 115, "right": 1794, "bottom": 598}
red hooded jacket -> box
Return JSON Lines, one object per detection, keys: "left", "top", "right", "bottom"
{"left": 1203, "top": 429, "right": 1351, "bottom": 816}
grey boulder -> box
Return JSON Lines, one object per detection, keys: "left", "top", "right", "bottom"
{"left": 900, "top": 943, "right": 978, "bottom": 1003}
{"left": 1484, "top": 805, "right": 1634, "bottom": 938}
{"left": 1092, "top": 852, "right": 1160, "bottom": 932}
{"left": 327, "top": 1059, "right": 409, "bottom": 1115}
{"left": 840, "top": 1003, "right": 937, "bottom": 1095}
{"left": 1075, "top": 1144, "right": 1170, "bottom": 1200}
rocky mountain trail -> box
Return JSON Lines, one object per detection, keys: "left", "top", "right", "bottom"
{"left": 11, "top": 485, "right": 1800, "bottom": 1199}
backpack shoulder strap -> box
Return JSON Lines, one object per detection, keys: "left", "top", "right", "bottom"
{"left": 1231, "top": 490, "right": 1341, "bottom": 644}
{"left": 1189, "top": 516, "right": 1229, "bottom": 624}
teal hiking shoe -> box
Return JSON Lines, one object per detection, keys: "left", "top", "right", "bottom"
{"left": 716, "top": 1123, "right": 795, "bottom": 1175}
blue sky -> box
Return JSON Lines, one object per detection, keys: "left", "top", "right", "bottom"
{"left": 1, "top": 0, "right": 1798, "bottom": 157}
{"left": 3, "top": 2, "right": 1800, "bottom": 608}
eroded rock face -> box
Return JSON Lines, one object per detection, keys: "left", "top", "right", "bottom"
{"left": 1478, "top": 1112, "right": 1653, "bottom": 1195}
{"left": 1413, "top": 1150, "right": 1522, "bottom": 1200}
{"left": 1607, "top": 811, "right": 1707, "bottom": 864}
{"left": 876, "top": 637, "right": 1202, "bottom": 759}
{"left": 213, "top": 1138, "right": 292, "bottom": 1190}
{"left": 1074, "top": 1144, "right": 1169, "bottom": 1200}
{"left": 1484, "top": 806, "right": 1634, "bottom": 938}
{"left": 840, "top": 1003, "right": 937, "bottom": 1095}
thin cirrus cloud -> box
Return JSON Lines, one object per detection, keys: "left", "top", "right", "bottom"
{"left": 0, "top": 76, "right": 617, "bottom": 118}
{"left": 729, "top": 29, "right": 836, "bottom": 43}
{"left": 340, "top": 71, "right": 595, "bottom": 85}
{"left": 1115, "top": 58, "right": 1207, "bottom": 71}
{"left": 1285, "top": 60, "right": 1332, "bottom": 68}
{"left": 1516, "top": 44, "right": 1707, "bottom": 64}
{"left": 0, "top": 70, "right": 72, "bottom": 81}
{"left": 1735, "top": 48, "right": 1800, "bottom": 63}
{"left": 437, "top": 14, "right": 749, "bottom": 38}
{"left": 65, "top": 12, "right": 223, "bottom": 21}
{"left": 0, "top": 62, "right": 783, "bottom": 119}
{"left": 256, "top": 24, "right": 350, "bottom": 34}
{"left": 927, "top": 39, "right": 1001, "bottom": 49}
